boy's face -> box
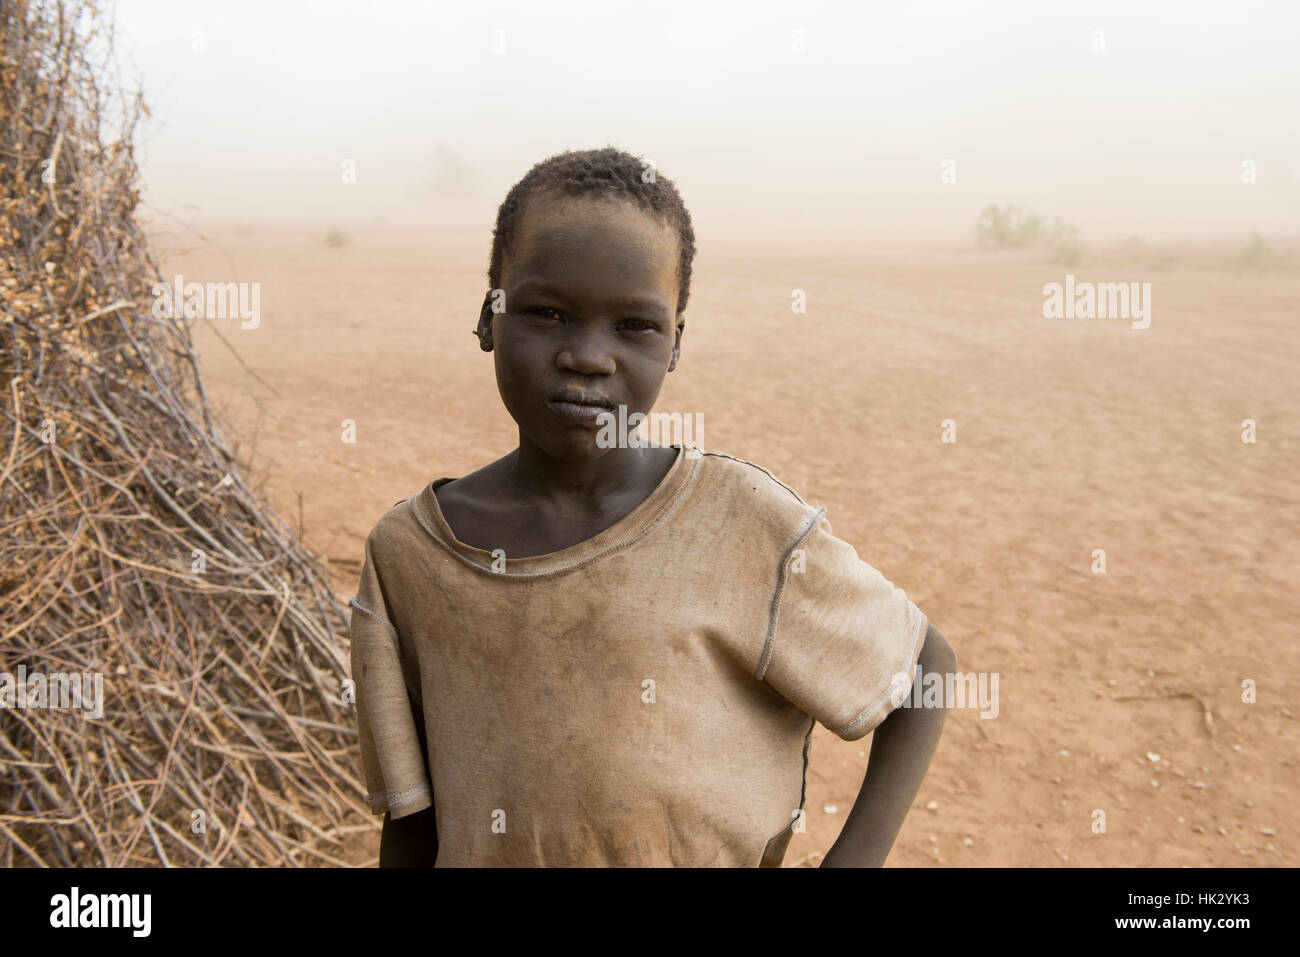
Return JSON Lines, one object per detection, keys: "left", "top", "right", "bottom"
{"left": 482, "top": 191, "right": 685, "bottom": 462}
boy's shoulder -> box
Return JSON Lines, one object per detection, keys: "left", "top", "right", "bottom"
{"left": 692, "top": 447, "right": 826, "bottom": 535}
{"left": 695, "top": 447, "right": 808, "bottom": 502}
{"left": 360, "top": 491, "right": 427, "bottom": 561}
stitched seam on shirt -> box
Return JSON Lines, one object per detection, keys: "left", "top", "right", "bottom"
{"left": 755, "top": 505, "right": 827, "bottom": 681}
{"left": 348, "top": 597, "right": 401, "bottom": 646}
{"left": 701, "top": 449, "right": 811, "bottom": 507}
{"left": 365, "top": 781, "right": 431, "bottom": 808}
{"left": 832, "top": 604, "right": 926, "bottom": 738}
{"left": 407, "top": 453, "right": 701, "bottom": 580}
{"left": 349, "top": 595, "right": 425, "bottom": 711}
{"left": 757, "top": 714, "right": 815, "bottom": 866}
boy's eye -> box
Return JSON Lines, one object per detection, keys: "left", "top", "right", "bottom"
{"left": 526, "top": 308, "right": 656, "bottom": 332}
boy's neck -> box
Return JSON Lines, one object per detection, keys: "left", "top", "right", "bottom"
{"left": 496, "top": 441, "right": 672, "bottom": 514}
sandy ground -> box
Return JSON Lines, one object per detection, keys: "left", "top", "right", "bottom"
{"left": 155, "top": 220, "right": 1298, "bottom": 867}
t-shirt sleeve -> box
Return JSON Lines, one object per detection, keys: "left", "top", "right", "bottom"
{"left": 348, "top": 534, "right": 434, "bottom": 819}
{"left": 758, "top": 507, "right": 929, "bottom": 741}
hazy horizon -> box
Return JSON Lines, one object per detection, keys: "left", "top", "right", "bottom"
{"left": 111, "top": 0, "right": 1299, "bottom": 246}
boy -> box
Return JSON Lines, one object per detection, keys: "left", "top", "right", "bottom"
{"left": 348, "top": 147, "right": 956, "bottom": 867}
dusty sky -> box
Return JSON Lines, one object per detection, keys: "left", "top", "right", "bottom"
{"left": 110, "top": 0, "right": 1298, "bottom": 245}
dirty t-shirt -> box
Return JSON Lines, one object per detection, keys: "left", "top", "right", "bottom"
{"left": 348, "top": 445, "right": 928, "bottom": 867}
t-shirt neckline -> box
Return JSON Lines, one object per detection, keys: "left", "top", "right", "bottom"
{"left": 410, "top": 444, "right": 699, "bottom": 577}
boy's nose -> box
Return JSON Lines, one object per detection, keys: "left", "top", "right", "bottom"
{"left": 556, "top": 340, "right": 616, "bottom": 376}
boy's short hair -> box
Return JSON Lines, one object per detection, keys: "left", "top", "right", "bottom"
{"left": 487, "top": 146, "right": 697, "bottom": 315}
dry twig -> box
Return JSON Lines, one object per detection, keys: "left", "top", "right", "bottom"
{"left": 1, "top": 0, "right": 369, "bottom": 866}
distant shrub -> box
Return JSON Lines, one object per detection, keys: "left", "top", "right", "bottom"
{"left": 975, "top": 203, "right": 1081, "bottom": 263}
{"left": 1045, "top": 217, "right": 1081, "bottom": 265}
{"left": 975, "top": 204, "right": 1041, "bottom": 249}
{"left": 1240, "top": 231, "right": 1270, "bottom": 267}
{"left": 324, "top": 227, "right": 350, "bottom": 248}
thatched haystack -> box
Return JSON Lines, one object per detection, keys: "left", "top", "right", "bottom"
{"left": 1, "top": 0, "right": 368, "bottom": 865}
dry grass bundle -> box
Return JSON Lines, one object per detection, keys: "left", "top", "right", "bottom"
{"left": 1, "top": 0, "right": 370, "bottom": 865}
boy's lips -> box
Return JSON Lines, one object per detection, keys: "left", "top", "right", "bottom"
{"left": 549, "top": 389, "right": 614, "bottom": 409}
{"left": 546, "top": 390, "right": 617, "bottom": 427}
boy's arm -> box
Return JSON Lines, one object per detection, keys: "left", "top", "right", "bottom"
{"left": 820, "top": 622, "right": 956, "bottom": 868}
{"left": 379, "top": 804, "right": 438, "bottom": 867}
{"left": 377, "top": 728, "right": 437, "bottom": 867}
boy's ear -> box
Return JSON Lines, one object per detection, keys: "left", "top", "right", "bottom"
{"left": 475, "top": 291, "right": 495, "bottom": 351}
{"left": 667, "top": 316, "right": 685, "bottom": 372}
